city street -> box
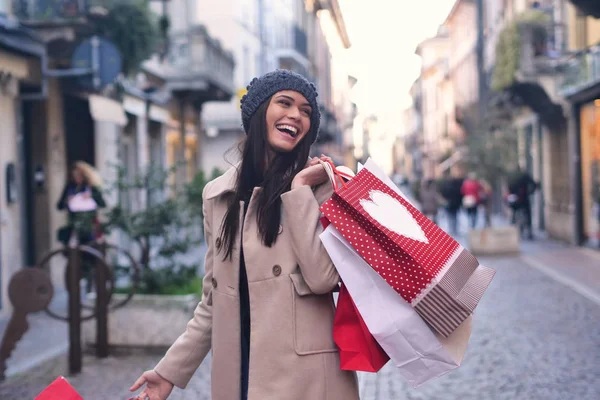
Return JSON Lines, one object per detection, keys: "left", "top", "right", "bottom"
{"left": 359, "top": 253, "right": 600, "bottom": 400}
{"left": 1, "top": 213, "right": 600, "bottom": 399}
{"left": 3, "top": 0, "right": 600, "bottom": 398}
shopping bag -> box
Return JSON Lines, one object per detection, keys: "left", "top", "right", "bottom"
{"left": 68, "top": 192, "right": 98, "bottom": 212}
{"left": 320, "top": 158, "right": 495, "bottom": 337}
{"left": 321, "top": 224, "right": 472, "bottom": 387}
{"left": 333, "top": 283, "right": 390, "bottom": 372}
{"left": 321, "top": 215, "right": 389, "bottom": 373}
{"left": 35, "top": 376, "right": 84, "bottom": 400}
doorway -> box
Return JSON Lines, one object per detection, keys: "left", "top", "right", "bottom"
{"left": 63, "top": 95, "right": 95, "bottom": 167}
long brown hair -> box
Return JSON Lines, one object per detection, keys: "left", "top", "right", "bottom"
{"left": 217, "top": 98, "right": 315, "bottom": 260}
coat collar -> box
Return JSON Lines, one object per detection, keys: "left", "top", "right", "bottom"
{"left": 205, "top": 164, "right": 240, "bottom": 200}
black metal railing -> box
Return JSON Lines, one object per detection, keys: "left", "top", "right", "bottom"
{"left": 560, "top": 47, "right": 600, "bottom": 95}
{"left": 294, "top": 24, "right": 307, "bottom": 57}
{"left": 12, "top": 0, "right": 86, "bottom": 21}
{"left": 10, "top": 0, "right": 113, "bottom": 23}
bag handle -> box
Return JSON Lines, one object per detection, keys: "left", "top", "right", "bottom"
{"left": 319, "top": 159, "right": 352, "bottom": 190}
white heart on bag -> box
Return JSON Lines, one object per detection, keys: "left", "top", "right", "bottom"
{"left": 359, "top": 190, "right": 429, "bottom": 244}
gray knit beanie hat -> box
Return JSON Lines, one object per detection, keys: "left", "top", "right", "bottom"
{"left": 241, "top": 69, "right": 321, "bottom": 143}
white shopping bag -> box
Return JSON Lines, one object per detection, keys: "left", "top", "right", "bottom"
{"left": 68, "top": 192, "right": 98, "bottom": 212}
{"left": 320, "top": 225, "right": 472, "bottom": 387}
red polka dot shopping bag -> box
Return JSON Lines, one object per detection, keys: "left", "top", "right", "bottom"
{"left": 321, "top": 223, "right": 472, "bottom": 386}
{"left": 320, "top": 158, "right": 496, "bottom": 338}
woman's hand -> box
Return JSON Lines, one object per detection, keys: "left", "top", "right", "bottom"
{"left": 292, "top": 155, "right": 332, "bottom": 190}
{"left": 129, "top": 370, "right": 174, "bottom": 400}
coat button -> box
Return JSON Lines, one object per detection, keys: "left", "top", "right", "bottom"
{"left": 215, "top": 237, "right": 222, "bottom": 248}
{"left": 211, "top": 277, "right": 218, "bottom": 289}
{"left": 272, "top": 265, "right": 282, "bottom": 277}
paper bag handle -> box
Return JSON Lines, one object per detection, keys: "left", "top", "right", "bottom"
{"left": 319, "top": 159, "right": 354, "bottom": 190}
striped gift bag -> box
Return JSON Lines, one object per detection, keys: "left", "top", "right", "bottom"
{"left": 320, "top": 158, "right": 495, "bottom": 337}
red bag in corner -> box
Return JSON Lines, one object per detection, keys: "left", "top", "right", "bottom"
{"left": 322, "top": 216, "right": 389, "bottom": 373}
{"left": 35, "top": 376, "right": 83, "bottom": 400}
{"left": 334, "top": 283, "right": 389, "bottom": 372}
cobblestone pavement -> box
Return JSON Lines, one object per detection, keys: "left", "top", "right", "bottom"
{"left": 358, "top": 255, "right": 600, "bottom": 400}
{"left": 2, "top": 253, "right": 599, "bottom": 399}
{"left": 2, "top": 198, "right": 599, "bottom": 399}
{"left": 0, "top": 349, "right": 212, "bottom": 400}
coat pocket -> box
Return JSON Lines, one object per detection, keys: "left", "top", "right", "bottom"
{"left": 290, "top": 273, "right": 338, "bottom": 355}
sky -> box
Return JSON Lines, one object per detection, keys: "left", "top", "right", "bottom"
{"left": 338, "top": 0, "right": 456, "bottom": 118}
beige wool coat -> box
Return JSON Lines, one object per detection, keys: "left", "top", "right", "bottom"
{"left": 154, "top": 166, "right": 359, "bottom": 399}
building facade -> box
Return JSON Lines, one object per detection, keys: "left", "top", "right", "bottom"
{"left": 189, "top": 0, "right": 353, "bottom": 172}
{"left": 0, "top": 0, "right": 235, "bottom": 316}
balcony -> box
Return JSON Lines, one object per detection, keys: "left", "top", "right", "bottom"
{"left": 143, "top": 25, "right": 235, "bottom": 104}
{"left": 315, "top": 106, "right": 341, "bottom": 145}
{"left": 294, "top": 25, "right": 307, "bottom": 57}
{"left": 9, "top": 0, "right": 110, "bottom": 25}
{"left": 492, "top": 11, "right": 569, "bottom": 129}
{"left": 274, "top": 24, "right": 310, "bottom": 73}
{"left": 559, "top": 47, "right": 600, "bottom": 98}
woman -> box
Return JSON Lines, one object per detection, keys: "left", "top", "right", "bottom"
{"left": 57, "top": 161, "right": 106, "bottom": 244}
{"left": 130, "top": 70, "right": 359, "bottom": 400}
{"left": 57, "top": 161, "right": 106, "bottom": 292}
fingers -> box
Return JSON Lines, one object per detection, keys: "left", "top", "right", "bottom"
{"left": 308, "top": 157, "right": 321, "bottom": 167}
{"left": 320, "top": 154, "right": 333, "bottom": 163}
{"left": 130, "top": 374, "right": 147, "bottom": 392}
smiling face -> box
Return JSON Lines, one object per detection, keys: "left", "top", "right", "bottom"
{"left": 265, "top": 90, "right": 312, "bottom": 153}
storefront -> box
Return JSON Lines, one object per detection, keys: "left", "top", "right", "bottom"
{"left": 0, "top": 22, "right": 44, "bottom": 313}
{"left": 578, "top": 101, "right": 600, "bottom": 247}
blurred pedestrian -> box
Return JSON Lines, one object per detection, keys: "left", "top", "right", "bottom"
{"left": 130, "top": 70, "right": 359, "bottom": 400}
{"left": 506, "top": 169, "right": 538, "bottom": 240}
{"left": 461, "top": 172, "right": 483, "bottom": 229}
{"left": 419, "top": 179, "right": 441, "bottom": 224}
{"left": 57, "top": 161, "right": 106, "bottom": 292}
{"left": 440, "top": 174, "right": 463, "bottom": 235}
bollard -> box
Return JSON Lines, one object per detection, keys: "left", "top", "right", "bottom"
{"left": 95, "top": 241, "right": 109, "bottom": 358}
{"left": 67, "top": 243, "right": 82, "bottom": 375}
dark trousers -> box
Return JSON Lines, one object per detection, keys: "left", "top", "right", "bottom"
{"left": 466, "top": 207, "right": 478, "bottom": 229}
{"left": 446, "top": 208, "right": 459, "bottom": 235}
{"left": 511, "top": 202, "right": 533, "bottom": 238}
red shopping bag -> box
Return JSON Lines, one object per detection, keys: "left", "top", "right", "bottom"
{"left": 321, "top": 215, "right": 388, "bottom": 372}
{"left": 321, "top": 159, "right": 495, "bottom": 337}
{"left": 334, "top": 283, "right": 389, "bottom": 372}
{"left": 35, "top": 376, "right": 83, "bottom": 400}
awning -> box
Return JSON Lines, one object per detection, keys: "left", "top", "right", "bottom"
{"left": 0, "top": 27, "right": 45, "bottom": 58}
{"left": 89, "top": 95, "right": 128, "bottom": 126}
{"left": 123, "top": 95, "right": 170, "bottom": 123}
{"left": 149, "top": 105, "right": 170, "bottom": 123}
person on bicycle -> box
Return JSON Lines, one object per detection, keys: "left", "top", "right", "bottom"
{"left": 506, "top": 170, "right": 538, "bottom": 240}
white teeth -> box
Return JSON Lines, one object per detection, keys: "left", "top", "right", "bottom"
{"left": 276, "top": 124, "right": 298, "bottom": 135}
